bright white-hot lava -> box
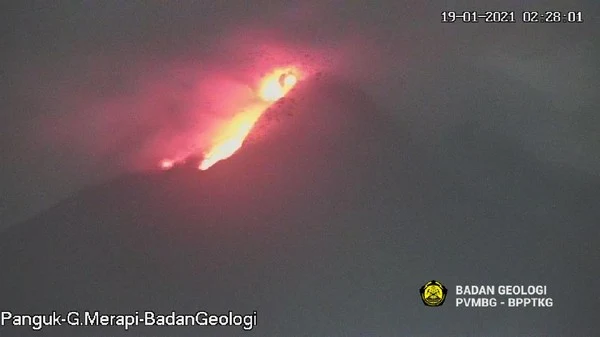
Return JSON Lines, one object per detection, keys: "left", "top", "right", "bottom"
{"left": 160, "top": 68, "right": 299, "bottom": 171}
{"left": 258, "top": 71, "right": 298, "bottom": 102}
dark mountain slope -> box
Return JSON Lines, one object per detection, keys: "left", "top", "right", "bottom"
{"left": 0, "top": 75, "right": 420, "bottom": 337}
{"left": 0, "top": 74, "right": 598, "bottom": 337}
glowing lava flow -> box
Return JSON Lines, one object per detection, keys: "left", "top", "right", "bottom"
{"left": 197, "top": 69, "right": 299, "bottom": 170}
{"left": 197, "top": 104, "right": 264, "bottom": 170}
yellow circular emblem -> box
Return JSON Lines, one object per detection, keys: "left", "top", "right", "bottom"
{"left": 420, "top": 280, "right": 447, "bottom": 306}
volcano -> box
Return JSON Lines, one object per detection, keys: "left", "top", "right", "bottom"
{"left": 0, "top": 75, "right": 598, "bottom": 336}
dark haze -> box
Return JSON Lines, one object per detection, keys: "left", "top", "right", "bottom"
{"left": 1, "top": 1, "right": 598, "bottom": 227}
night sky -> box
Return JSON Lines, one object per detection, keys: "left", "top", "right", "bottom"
{"left": 1, "top": 1, "right": 599, "bottom": 336}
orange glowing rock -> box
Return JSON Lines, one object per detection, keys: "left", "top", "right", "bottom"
{"left": 197, "top": 68, "right": 300, "bottom": 170}
{"left": 159, "top": 159, "right": 175, "bottom": 170}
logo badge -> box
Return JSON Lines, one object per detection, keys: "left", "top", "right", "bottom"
{"left": 420, "top": 280, "right": 447, "bottom": 307}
